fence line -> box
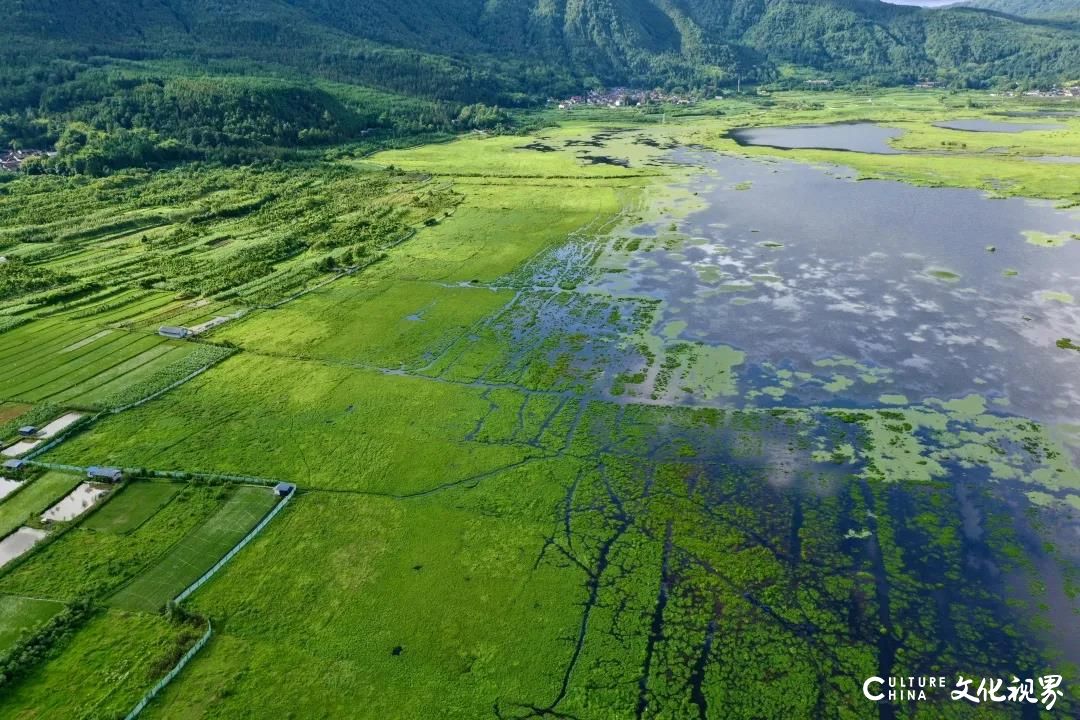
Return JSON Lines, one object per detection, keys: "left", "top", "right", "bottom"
{"left": 121, "top": 486, "right": 296, "bottom": 719}
{"left": 123, "top": 621, "right": 212, "bottom": 720}
{"left": 25, "top": 460, "right": 283, "bottom": 488}
{"left": 174, "top": 488, "right": 295, "bottom": 604}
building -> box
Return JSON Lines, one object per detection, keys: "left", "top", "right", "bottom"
{"left": 3, "top": 459, "right": 26, "bottom": 471}
{"left": 158, "top": 326, "right": 190, "bottom": 339}
{"left": 274, "top": 482, "right": 296, "bottom": 497}
{"left": 17, "top": 426, "right": 38, "bottom": 437}
{"left": 87, "top": 466, "right": 123, "bottom": 482}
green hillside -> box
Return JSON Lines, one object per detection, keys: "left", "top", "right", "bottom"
{"left": 965, "top": 0, "right": 1080, "bottom": 19}
{"left": 0, "top": 0, "right": 1077, "bottom": 173}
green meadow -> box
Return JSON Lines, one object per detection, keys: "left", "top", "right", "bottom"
{"left": 0, "top": 594, "right": 65, "bottom": 652}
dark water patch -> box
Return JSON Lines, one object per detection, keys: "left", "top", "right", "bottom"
{"left": 516, "top": 141, "right": 557, "bottom": 153}
{"left": 729, "top": 122, "right": 906, "bottom": 154}
{"left": 579, "top": 154, "right": 630, "bottom": 167}
{"left": 933, "top": 119, "right": 1066, "bottom": 133}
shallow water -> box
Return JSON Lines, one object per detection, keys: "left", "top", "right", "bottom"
{"left": 40, "top": 482, "right": 109, "bottom": 522}
{"left": 38, "top": 412, "right": 83, "bottom": 438}
{"left": 590, "top": 150, "right": 1080, "bottom": 424}
{"left": 1025, "top": 156, "right": 1080, "bottom": 164}
{"left": 1, "top": 439, "right": 39, "bottom": 457}
{"left": 0, "top": 477, "right": 22, "bottom": 501}
{"left": 933, "top": 119, "right": 1066, "bottom": 133}
{"left": 730, "top": 123, "right": 905, "bottom": 154}
{"left": 0, "top": 527, "right": 47, "bottom": 568}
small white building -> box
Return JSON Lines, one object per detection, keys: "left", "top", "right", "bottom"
{"left": 158, "top": 326, "right": 190, "bottom": 339}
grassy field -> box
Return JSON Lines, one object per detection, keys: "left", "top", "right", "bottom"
{"left": 0, "top": 594, "right": 65, "bottom": 652}
{"left": 81, "top": 480, "right": 184, "bottom": 533}
{"left": 0, "top": 609, "right": 203, "bottom": 720}
{"left": 0, "top": 471, "right": 82, "bottom": 539}
{"left": 0, "top": 484, "right": 227, "bottom": 601}
{"left": 214, "top": 278, "right": 514, "bottom": 369}
{"left": 140, "top": 484, "right": 585, "bottom": 720}
{"left": 109, "top": 485, "right": 279, "bottom": 612}
{"left": 48, "top": 353, "right": 540, "bottom": 494}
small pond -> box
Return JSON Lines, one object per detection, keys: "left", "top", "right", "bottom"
{"left": 729, "top": 122, "right": 905, "bottom": 154}
{"left": 0, "top": 527, "right": 47, "bottom": 568}
{"left": 41, "top": 483, "right": 109, "bottom": 523}
{"left": 0, "top": 478, "right": 23, "bottom": 501}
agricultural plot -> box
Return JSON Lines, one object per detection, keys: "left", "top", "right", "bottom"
{"left": 0, "top": 594, "right": 64, "bottom": 652}
{"left": 0, "top": 471, "right": 82, "bottom": 538}
{"left": 0, "top": 484, "right": 233, "bottom": 603}
{"left": 0, "top": 402, "right": 31, "bottom": 424}
{"left": 216, "top": 279, "right": 513, "bottom": 369}
{"left": 82, "top": 480, "right": 183, "bottom": 533}
{"left": 0, "top": 609, "right": 204, "bottom": 720}
{"left": 140, "top": 486, "right": 585, "bottom": 720}
{"left": 109, "top": 485, "right": 279, "bottom": 612}
{"left": 48, "top": 354, "right": 541, "bottom": 495}
{"left": 0, "top": 317, "right": 216, "bottom": 410}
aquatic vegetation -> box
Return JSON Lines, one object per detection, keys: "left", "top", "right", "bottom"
{"left": 1023, "top": 230, "right": 1077, "bottom": 248}
{"left": 1038, "top": 290, "right": 1074, "bottom": 304}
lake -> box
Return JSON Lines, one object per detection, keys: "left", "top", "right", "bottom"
{"left": 729, "top": 122, "right": 905, "bottom": 154}
{"left": 588, "top": 150, "right": 1080, "bottom": 425}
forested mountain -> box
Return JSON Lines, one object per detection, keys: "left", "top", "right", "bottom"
{"left": 964, "top": 0, "right": 1080, "bottom": 19}
{"left": 1, "top": 0, "right": 1077, "bottom": 173}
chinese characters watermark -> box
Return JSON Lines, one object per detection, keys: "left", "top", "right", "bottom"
{"left": 862, "top": 675, "right": 1065, "bottom": 711}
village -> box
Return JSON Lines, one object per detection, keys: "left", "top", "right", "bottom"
{"left": 551, "top": 87, "right": 698, "bottom": 109}
{"left": 0, "top": 149, "right": 52, "bottom": 172}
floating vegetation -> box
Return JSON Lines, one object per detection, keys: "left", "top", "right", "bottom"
{"left": 1023, "top": 230, "right": 1076, "bottom": 248}
{"left": 1038, "top": 290, "right": 1074, "bottom": 304}
{"left": 925, "top": 267, "right": 961, "bottom": 282}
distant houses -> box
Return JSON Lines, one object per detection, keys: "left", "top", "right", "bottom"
{"left": 158, "top": 326, "right": 191, "bottom": 339}
{"left": 0, "top": 149, "right": 53, "bottom": 172}
{"left": 87, "top": 466, "right": 123, "bottom": 482}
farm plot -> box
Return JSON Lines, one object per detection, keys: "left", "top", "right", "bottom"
{"left": 0, "top": 402, "right": 31, "bottom": 424}
{"left": 367, "top": 178, "right": 629, "bottom": 283}
{"left": 46, "top": 353, "right": 541, "bottom": 494}
{"left": 0, "top": 484, "right": 226, "bottom": 602}
{"left": 0, "top": 471, "right": 82, "bottom": 539}
{"left": 139, "top": 482, "right": 585, "bottom": 720}
{"left": 216, "top": 279, "right": 512, "bottom": 368}
{"left": 82, "top": 480, "right": 183, "bottom": 533}
{"left": 0, "top": 317, "right": 209, "bottom": 409}
{"left": 0, "top": 609, "right": 204, "bottom": 720}
{"left": 0, "top": 594, "right": 65, "bottom": 652}
{"left": 109, "top": 485, "right": 279, "bottom": 612}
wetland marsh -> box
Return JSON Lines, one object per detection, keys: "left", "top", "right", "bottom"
{"left": 1, "top": 91, "right": 1079, "bottom": 718}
